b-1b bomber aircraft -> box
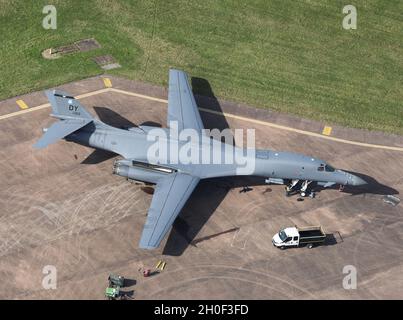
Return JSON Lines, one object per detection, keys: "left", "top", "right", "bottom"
{"left": 34, "top": 69, "right": 366, "bottom": 249}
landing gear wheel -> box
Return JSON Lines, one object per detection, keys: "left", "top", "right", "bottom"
{"left": 307, "top": 243, "right": 313, "bottom": 249}
{"left": 280, "top": 246, "right": 285, "bottom": 250}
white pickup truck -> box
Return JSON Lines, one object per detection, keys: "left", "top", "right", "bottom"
{"left": 272, "top": 225, "right": 326, "bottom": 249}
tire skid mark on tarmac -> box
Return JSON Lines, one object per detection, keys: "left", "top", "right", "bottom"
{"left": 150, "top": 276, "right": 290, "bottom": 299}
{"left": 0, "top": 182, "right": 144, "bottom": 258}
{"left": 142, "top": 264, "right": 317, "bottom": 299}
{"left": 351, "top": 204, "right": 403, "bottom": 271}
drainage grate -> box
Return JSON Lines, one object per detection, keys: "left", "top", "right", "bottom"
{"left": 54, "top": 44, "right": 79, "bottom": 54}
{"left": 93, "top": 55, "right": 121, "bottom": 70}
{"left": 75, "top": 38, "right": 101, "bottom": 52}
{"left": 43, "top": 38, "right": 101, "bottom": 60}
{"left": 93, "top": 55, "right": 115, "bottom": 65}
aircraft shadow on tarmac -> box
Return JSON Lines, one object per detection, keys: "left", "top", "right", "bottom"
{"left": 346, "top": 171, "right": 399, "bottom": 196}
{"left": 191, "top": 77, "right": 235, "bottom": 145}
{"left": 94, "top": 106, "right": 137, "bottom": 129}
{"left": 314, "top": 171, "right": 399, "bottom": 197}
{"left": 81, "top": 149, "right": 117, "bottom": 164}
{"left": 93, "top": 106, "right": 163, "bottom": 129}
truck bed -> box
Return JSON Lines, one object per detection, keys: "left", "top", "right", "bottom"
{"left": 298, "top": 226, "right": 326, "bottom": 242}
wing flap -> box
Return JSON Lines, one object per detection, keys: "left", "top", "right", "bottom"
{"left": 139, "top": 172, "right": 199, "bottom": 249}
{"left": 167, "top": 69, "right": 204, "bottom": 133}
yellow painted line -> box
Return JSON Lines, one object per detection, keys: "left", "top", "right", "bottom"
{"left": 110, "top": 88, "right": 167, "bottom": 104}
{"left": 0, "top": 88, "right": 111, "bottom": 121}
{"left": 0, "top": 86, "right": 402, "bottom": 152}
{"left": 0, "top": 102, "right": 50, "bottom": 120}
{"left": 16, "top": 100, "right": 29, "bottom": 110}
{"left": 196, "top": 108, "right": 403, "bottom": 152}
{"left": 109, "top": 88, "right": 403, "bottom": 152}
{"left": 103, "top": 78, "right": 112, "bottom": 88}
{"left": 322, "top": 126, "right": 332, "bottom": 136}
{"left": 75, "top": 88, "right": 111, "bottom": 99}
{"left": 97, "top": 88, "right": 403, "bottom": 152}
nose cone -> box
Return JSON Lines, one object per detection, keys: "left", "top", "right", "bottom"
{"left": 339, "top": 170, "right": 367, "bottom": 186}
{"left": 350, "top": 175, "right": 367, "bottom": 186}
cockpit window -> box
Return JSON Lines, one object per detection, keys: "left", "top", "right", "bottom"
{"left": 325, "top": 165, "right": 335, "bottom": 172}
{"left": 318, "top": 164, "right": 335, "bottom": 172}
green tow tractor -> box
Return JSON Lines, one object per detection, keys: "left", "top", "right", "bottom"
{"left": 105, "top": 274, "right": 125, "bottom": 300}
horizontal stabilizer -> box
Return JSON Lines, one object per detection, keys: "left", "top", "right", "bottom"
{"left": 34, "top": 119, "right": 92, "bottom": 149}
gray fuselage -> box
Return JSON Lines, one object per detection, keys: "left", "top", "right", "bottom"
{"left": 66, "top": 120, "right": 365, "bottom": 186}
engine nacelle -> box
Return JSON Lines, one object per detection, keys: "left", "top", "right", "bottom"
{"left": 113, "top": 160, "right": 169, "bottom": 184}
{"left": 265, "top": 178, "right": 286, "bottom": 185}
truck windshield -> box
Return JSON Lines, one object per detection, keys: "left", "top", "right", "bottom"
{"left": 279, "top": 230, "right": 287, "bottom": 242}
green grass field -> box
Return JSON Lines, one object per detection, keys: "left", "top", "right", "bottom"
{"left": 1, "top": 0, "right": 402, "bottom": 134}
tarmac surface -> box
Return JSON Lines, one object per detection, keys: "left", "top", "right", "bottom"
{"left": 0, "top": 76, "right": 402, "bottom": 299}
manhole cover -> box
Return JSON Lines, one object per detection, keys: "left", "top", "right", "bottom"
{"left": 93, "top": 55, "right": 121, "bottom": 70}
{"left": 93, "top": 55, "right": 115, "bottom": 65}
